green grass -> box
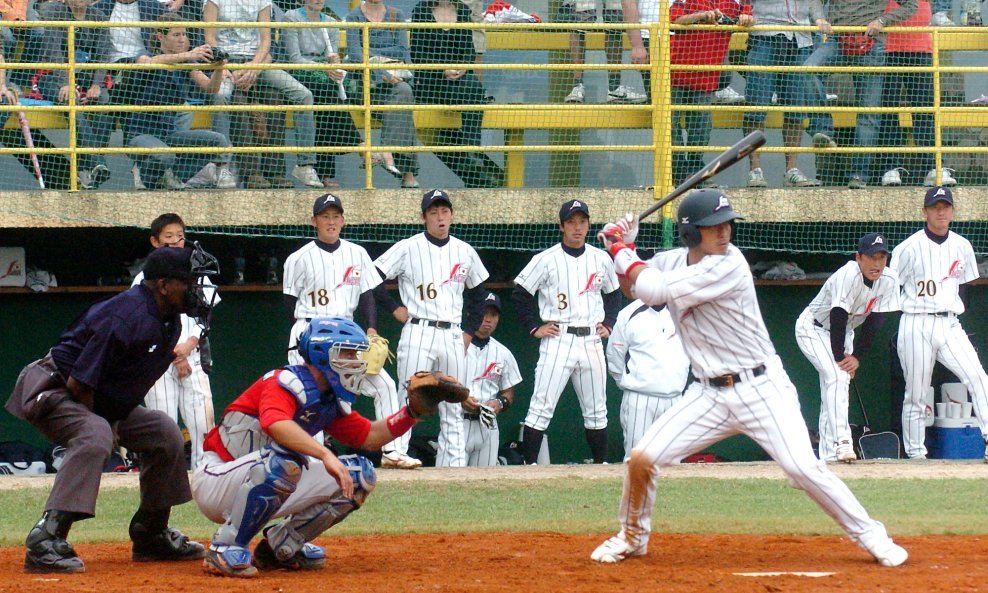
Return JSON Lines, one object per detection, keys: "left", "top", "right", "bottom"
{"left": 3, "top": 477, "right": 987, "bottom": 547}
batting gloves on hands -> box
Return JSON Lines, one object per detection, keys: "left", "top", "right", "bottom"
{"left": 596, "top": 212, "right": 639, "bottom": 246}
{"left": 599, "top": 214, "right": 646, "bottom": 277}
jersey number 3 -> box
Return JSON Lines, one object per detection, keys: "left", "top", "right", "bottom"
{"left": 557, "top": 293, "right": 568, "bottom": 310}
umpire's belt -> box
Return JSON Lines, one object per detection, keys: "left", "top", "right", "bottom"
{"left": 705, "top": 364, "right": 766, "bottom": 389}
{"left": 410, "top": 317, "right": 455, "bottom": 329}
{"left": 566, "top": 326, "right": 593, "bottom": 336}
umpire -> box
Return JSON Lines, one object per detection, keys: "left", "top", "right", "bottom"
{"left": 6, "top": 246, "right": 218, "bottom": 573}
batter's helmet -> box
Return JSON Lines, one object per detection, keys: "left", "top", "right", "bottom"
{"left": 298, "top": 317, "right": 370, "bottom": 401}
{"left": 676, "top": 189, "right": 744, "bottom": 248}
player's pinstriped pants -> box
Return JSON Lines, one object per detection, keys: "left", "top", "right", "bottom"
{"left": 144, "top": 354, "right": 215, "bottom": 470}
{"left": 619, "top": 391, "right": 682, "bottom": 462}
{"left": 616, "top": 356, "right": 897, "bottom": 557}
{"left": 794, "top": 309, "right": 853, "bottom": 462}
{"left": 396, "top": 321, "right": 467, "bottom": 467}
{"left": 524, "top": 331, "right": 608, "bottom": 432}
{"left": 897, "top": 313, "right": 988, "bottom": 458}
{"left": 464, "top": 418, "right": 500, "bottom": 466}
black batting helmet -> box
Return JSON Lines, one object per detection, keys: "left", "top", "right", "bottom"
{"left": 676, "top": 189, "right": 744, "bottom": 248}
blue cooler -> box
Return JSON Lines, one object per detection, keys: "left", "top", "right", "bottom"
{"left": 928, "top": 426, "right": 986, "bottom": 459}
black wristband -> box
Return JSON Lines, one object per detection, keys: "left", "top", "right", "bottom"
{"left": 495, "top": 394, "right": 510, "bottom": 411}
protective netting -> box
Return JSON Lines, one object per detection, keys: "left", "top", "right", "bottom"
{"left": 0, "top": 1, "right": 987, "bottom": 254}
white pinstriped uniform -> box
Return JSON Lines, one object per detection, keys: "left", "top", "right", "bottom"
{"left": 374, "top": 233, "right": 489, "bottom": 467}
{"left": 133, "top": 271, "right": 219, "bottom": 469}
{"left": 282, "top": 239, "right": 407, "bottom": 456}
{"left": 612, "top": 245, "right": 898, "bottom": 557}
{"left": 890, "top": 229, "right": 988, "bottom": 458}
{"left": 605, "top": 300, "right": 690, "bottom": 460}
{"left": 515, "top": 244, "right": 618, "bottom": 432}
{"left": 463, "top": 337, "right": 523, "bottom": 466}
{"left": 795, "top": 261, "right": 901, "bottom": 461}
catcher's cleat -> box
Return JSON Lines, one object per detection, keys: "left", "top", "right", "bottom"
{"left": 381, "top": 451, "right": 423, "bottom": 470}
{"left": 590, "top": 535, "right": 647, "bottom": 563}
{"left": 253, "top": 538, "right": 326, "bottom": 571}
{"left": 203, "top": 544, "right": 258, "bottom": 578}
{"left": 836, "top": 439, "right": 857, "bottom": 464}
{"left": 132, "top": 527, "right": 206, "bottom": 562}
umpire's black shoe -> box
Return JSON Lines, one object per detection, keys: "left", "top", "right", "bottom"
{"left": 24, "top": 511, "right": 85, "bottom": 573}
{"left": 253, "top": 538, "right": 326, "bottom": 571}
{"left": 132, "top": 527, "right": 206, "bottom": 562}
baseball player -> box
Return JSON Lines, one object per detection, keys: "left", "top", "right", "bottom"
{"left": 462, "top": 292, "right": 523, "bottom": 466}
{"left": 796, "top": 233, "right": 901, "bottom": 463}
{"left": 606, "top": 299, "right": 690, "bottom": 461}
{"left": 283, "top": 193, "right": 418, "bottom": 469}
{"left": 513, "top": 199, "right": 621, "bottom": 465}
{"left": 591, "top": 189, "right": 908, "bottom": 567}
{"left": 889, "top": 186, "right": 988, "bottom": 460}
{"left": 133, "top": 213, "right": 220, "bottom": 470}
{"left": 373, "top": 189, "right": 490, "bottom": 467}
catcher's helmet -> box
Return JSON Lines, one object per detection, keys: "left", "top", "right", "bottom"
{"left": 676, "top": 188, "right": 744, "bottom": 248}
{"left": 298, "top": 317, "right": 370, "bottom": 398}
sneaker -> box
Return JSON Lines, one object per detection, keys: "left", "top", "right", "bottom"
{"left": 932, "top": 10, "right": 957, "bottom": 25}
{"left": 253, "top": 538, "right": 326, "bottom": 571}
{"left": 836, "top": 439, "right": 857, "bottom": 463}
{"left": 89, "top": 163, "right": 110, "bottom": 189}
{"left": 607, "top": 85, "right": 647, "bottom": 104}
{"left": 771, "top": 92, "right": 779, "bottom": 104}
{"left": 848, "top": 176, "right": 867, "bottom": 189}
{"left": 590, "top": 534, "right": 646, "bottom": 563}
{"left": 203, "top": 543, "right": 258, "bottom": 578}
{"left": 881, "top": 168, "right": 907, "bottom": 186}
{"left": 712, "top": 86, "right": 745, "bottom": 104}
{"left": 245, "top": 174, "right": 271, "bottom": 190}
{"left": 160, "top": 169, "right": 186, "bottom": 191}
{"left": 871, "top": 540, "right": 909, "bottom": 567}
{"left": 747, "top": 167, "right": 768, "bottom": 188}
{"left": 132, "top": 527, "right": 205, "bottom": 562}
{"left": 292, "top": 165, "right": 324, "bottom": 188}
{"left": 785, "top": 168, "right": 822, "bottom": 187}
{"left": 967, "top": 10, "right": 982, "bottom": 25}
{"left": 564, "top": 82, "right": 585, "bottom": 104}
{"left": 826, "top": 93, "right": 839, "bottom": 102}
{"left": 381, "top": 451, "right": 423, "bottom": 469}
{"left": 812, "top": 132, "right": 837, "bottom": 149}
{"left": 77, "top": 169, "right": 94, "bottom": 190}
{"left": 132, "top": 164, "right": 147, "bottom": 190}
{"left": 924, "top": 168, "right": 957, "bottom": 186}
{"left": 215, "top": 163, "right": 238, "bottom": 189}
{"left": 185, "top": 163, "right": 218, "bottom": 189}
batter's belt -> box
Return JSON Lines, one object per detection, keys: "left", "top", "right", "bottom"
{"left": 703, "top": 364, "right": 766, "bottom": 389}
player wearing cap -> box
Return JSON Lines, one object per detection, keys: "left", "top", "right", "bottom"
{"left": 513, "top": 199, "right": 621, "bottom": 465}
{"left": 590, "top": 188, "right": 907, "bottom": 567}
{"left": 795, "top": 233, "right": 901, "bottom": 463}
{"left": 373, "top": 189, "right": 490, "bottom": 467}
{"left": 889, "top": 187, "right": 988, "bottom": 460}
{"left": 462, "top": 292, "right": 523, "bottom": 466}
{"left": 606, "top": 299, "right": 690, "bottom": 461}
{"left": 282, "top": 194, "right": 418, "bottom": 469}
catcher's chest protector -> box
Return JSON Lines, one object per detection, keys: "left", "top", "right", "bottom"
{"left": 281, "top": 365, "right": 346, "bottom": 435}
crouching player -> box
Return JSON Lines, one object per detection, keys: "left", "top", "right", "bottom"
{"left": 192, "top": 316, "right": 454, "bottom": 577}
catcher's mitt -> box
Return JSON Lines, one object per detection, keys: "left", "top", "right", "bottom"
{"left": 359, "top": 335, "right": 394, "bottom": 375}
{"left": 406, "top": 371, "right": 470, "bottom": 418}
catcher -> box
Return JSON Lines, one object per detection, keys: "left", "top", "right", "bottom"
{"left": 191, "top": 317, "right": 467, "bottom": 577}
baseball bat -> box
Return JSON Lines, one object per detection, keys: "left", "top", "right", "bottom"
{"left": 638, "top": 130, "right": 766, "bottom": 223}
{"left": 16, "top": 110, "right": 45, "bottom": 189}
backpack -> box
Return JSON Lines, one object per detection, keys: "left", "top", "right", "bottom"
{"left": 0, "top": 440, "right": 48, "bottom": 475}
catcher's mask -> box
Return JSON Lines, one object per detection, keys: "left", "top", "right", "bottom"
{"left": 676, "top": 188, "right": 745, "bottom": 248}
{"left": 298, "top": 317, "right": 370, "bottom": 400}
{"left": 185, "top": 242, "right": 221, "bottom": 335}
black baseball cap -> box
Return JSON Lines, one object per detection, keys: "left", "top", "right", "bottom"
{"left": 477, "top": 291, "right": 502, "bottom": 314}
{"left": 313, "top": 193, "right": 344, "bottom": 215}
{"left": 559, "top": 199, "right": 590, "bottom": 222}
{"left": 857, "top": 232, "right": 889, "bottom": 256}
{"left": 421, "top": 189, "right": 453, "bottom": 213}
{"left": 924, "top": 186, "right": 954, "bottom": 207}
{"left": 143, "top": 246, "right": 193, "bottom": 282}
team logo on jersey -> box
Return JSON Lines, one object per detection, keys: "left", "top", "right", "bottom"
{"left": 335, "top": 265, "right": 362, "bottom": 288}
{"left": 942, "top": 260, "right": 964, "bottom": 281}
{"left": 442, "top": 263, "right": 470, "bottom": 285}
{"left": 578, "top": 272, "right": 605, "bottom": 295}
{"left": 862, "top": 297, "right": 877, "bottom": 315}
{"left": 474, "top": 362, "right": 504, "bottom": 384}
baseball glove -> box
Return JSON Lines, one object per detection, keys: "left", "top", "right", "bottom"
{"left": 359, "top": 335, "right": 394, "bottom": 375}
{"left": 406, "top": 371, "right": 470, "bottom": 418}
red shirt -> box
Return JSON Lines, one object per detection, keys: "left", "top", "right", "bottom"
{"left": 885, "top": 0, "right": 932, "bottom": 54}
{"left": 670, "top": 0, "right": 751, "bottom": 92}
{"left": 203, "top": 369, "right": 373, "bottom": 462}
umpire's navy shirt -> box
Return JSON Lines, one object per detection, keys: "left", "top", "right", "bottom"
{"left": 50, "top": 283, "right": 181, "bottom": 422}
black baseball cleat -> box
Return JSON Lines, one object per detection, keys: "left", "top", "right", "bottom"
{"left": 132, "top": 527, "right": 206, "bottom": 562}
{"left": 24, "top": 511, "right": 85, "bottom": 573}
{"left": 252, "top": 538, "right": 326, "bottom": 571}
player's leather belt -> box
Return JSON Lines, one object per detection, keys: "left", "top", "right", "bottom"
{"left": 566, "top": 326, "right": 593, "bottom": 336}
{"left": 463, "top": 412, "right": 481, "bottom": 421}
{"left": 707, "top": 364, "right": 766, "bottom": 388}
{"left": 410, "top": 317, "right": 454, "bottom": 329}
{"left": 927, "top": 311, "right": 955, "bottom": 318}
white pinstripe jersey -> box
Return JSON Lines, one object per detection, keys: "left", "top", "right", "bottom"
{"left": 645, "top": 245, "right": 776, "bottom": 380}
{"left": 466, "top": 337, "right": 523, "bottom": 403}
{"left": 804, "top": 261, "right": 901, "bottom": 332}
{"left": 514, "top": 244, "right": 619, "bottom": 325}
{"left": 374, "top": 233, "right": 489, "bottom": 323}
{"left": 606, "top": 300, "right": 690, "bottom": 395}
{"left": 283, "top": 240, "right": 382, "bottom": 320}
{"left": 890, "top": 229, "right": 979, "bottom": 315}
{"left": 131, "top": 271, "right": 220, "bottom": 344}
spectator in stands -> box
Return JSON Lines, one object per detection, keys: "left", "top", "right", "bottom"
{"left": 281, "top": 0, "right": 365, "bottom": 189}
{"left": 204, "top": 0, "right": 325, "bottom": 188}
{"left": 38, "top": 0, "right": 114, "bottom": 190}
{"left": 118, "top": 16, "right": 238, "bottom": 190}
{"left": 0, "top": 47, "right": 18, "bottom": 110}
{"left": 878, "top": 0, "right": 956, "bottom": 188}
{"left": 410, "top": 0, "right": 504, "bottom": 188}
{"left": 95, "top": 0, "right": 167, "bottom": 64}
{"left": 802, "top": 0, "right": 917, "bottom": 189}
{"left": 347, "top": 0, "right": 421, "bottom": 189}
{"left": 742, "top": 0, "right": 826, "bottom": 188}
{"left": 558, "top": 0, "right": 647, "bottom": 104}
{"left": 0, "top": 2, "right": 45, "bottom": 89}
